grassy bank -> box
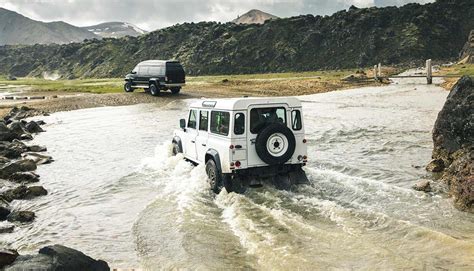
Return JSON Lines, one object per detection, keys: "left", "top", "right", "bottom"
{"left": 0, "top": 69, "right": 388, "bottom": 96}
{"left": 435, "top": 63, "right": 474, "bottom": 89}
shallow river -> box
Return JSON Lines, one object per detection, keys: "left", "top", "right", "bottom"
{"left": 2, "top": 78, "right": 474, "bottom": 269}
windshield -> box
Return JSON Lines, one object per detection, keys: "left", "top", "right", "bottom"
{"left": 250, "top": 107, "right": 286, "bottom": 134}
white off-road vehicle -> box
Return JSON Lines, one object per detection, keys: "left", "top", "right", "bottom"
{"left": 172, "top": 97, "right": 309, "bottom": 193}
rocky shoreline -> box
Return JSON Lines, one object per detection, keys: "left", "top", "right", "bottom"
{"left": 0, "top": 106, "right": 109, "bottom": 270}
{"left": 426, "top": 76, "right": 473, "bottom": 212}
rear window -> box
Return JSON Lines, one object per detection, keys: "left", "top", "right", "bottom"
{"left": 199, "top": 111, "right": 209, "bottom": 131}
{"left": 291, "top": 110, "right": 302, "bottom": 131}
{"left": 250, "top": 107, "right": 286, "bottom": 134}
{"left": 210, "top": 111, "right": 230, "bottom": 136}
{"left": 166, "top": 62, "right": 184, "bottom": 72}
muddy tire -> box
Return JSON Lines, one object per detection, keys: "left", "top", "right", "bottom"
{"left": 206, "top": 159, "right": 222, "bottom": 194}
{"left": 255, "top": 123, "right": 296, "bottom": 165}
{"left": 149, "top": 83, "right": 159, "bottom": 96}
{"left": 171, "top": 87, "right": 181, "bottom": 94}
{"left": 223, "top": 176, "right": 247, "bottom": 194}
{"left": 172, "top": 142, "right": 181, "bottom": 156}
{"left": 124, "top": 82, "right": 133, "bottom": 92}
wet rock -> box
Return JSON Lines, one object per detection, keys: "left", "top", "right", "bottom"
{"left": 2, "top": 186, "right": 28, "bottom": 202}
{"left": 426, "top": 159, "right": 445, "bottom": 172}
{"left": 0, "top": 159, "right": 37, "bottom": 178}
{"left": 25, "top": 121, "right": 44, "bottom": 134}
{"left": 9, "top": 172, "right": 40, "bottom": 183}
{"left": 7, "top": 122, "right": 29, "bottom": 139}
{"left": 2, "top": 185, "right": 47, "bottom": 201}
{"left": 0, "top": 206, "right": 11, "bottom": 220}
{"left": 5, "top": 245, "right": 110, "bottom": 271}
{"left": 429, "top": 76, "right": 474, "bottom": 212}
{"left": 0, "top": 156, "right": 10, "bottom": 165}
{"left": 0, "top": 123, "right": 18, "bottom": 142}
{"left": 413, "top": 179, "right": 431, "bottom": 192}
{"left": 21, "top": 152, "right": 53, "bottom": 165}
{"left": 35, "top": 120, "right": 46, "bottom": 126}
{"left": 4, "top": 106, "right": 33, "bottom": 123}
{"left": 27, "top": 145, "right": 47, "bottom": 152}
{"left": 20, "top": 134, "right": 33, "bottom": 141}
{"left": 25, "top": 186, "right": 48, "bottom": 199}
{"left": 0, "top": 225, "right": 14, "bottom": 234}
{"left": 6, "top": 211, "right": 35, "bottom": 223}
{"left": 0, "top": 140, "right": 28, "bottom": 159}
{"left": 0, "top": 249, "right": 18, "bottom": 268}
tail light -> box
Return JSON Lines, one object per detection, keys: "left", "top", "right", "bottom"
{"left": 235, "top": 161, "right": 241, "bottom": 167}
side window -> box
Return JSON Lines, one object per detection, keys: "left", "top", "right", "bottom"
{"left": 292, "top": 110, "right": 302, "bottom": 131}
{"left": 199, "top": 111, "right": 209, "bottom": 131}
{"left": 234, "top": 113, "right": 245, "bottom": 135}
{"left": 210, "top": 111, "right": 230, "bottom": 136}
{"left": 188, "top": 110, "right": 197, "bottom": 129}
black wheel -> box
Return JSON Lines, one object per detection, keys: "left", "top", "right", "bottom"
{"left": 171, "top": 87, "right": 181, "bottom": 94}
{"left": 255, "top": 123, "right": 296, "bottom": 165}
{"left": 206, "top": 159, "right": 222, "bottom": 193}
{"left": 124, "top": 82, "right": 133, "bottom": 92}
{"left": 149, "top": 83, "right": 160, "bottom": 96}
{"left": 223, "top": 176, "right": 248, "bottom": 194}
{"left": 172, "top": 142, "right": 181, "bottom": 156}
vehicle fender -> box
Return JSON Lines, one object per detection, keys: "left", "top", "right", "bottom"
{"left": 205, "top": 149, "right": 222, "bottom": 173}
{"left": 172, "top": 136, "right": 183, "bottom": 152}
{"left": 149, "top": 78, "right": 163, "bottom": 87}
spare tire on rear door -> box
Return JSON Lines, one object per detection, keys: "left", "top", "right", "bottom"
{"left": 255, "top": 123, "right": 296, "bottom": 165}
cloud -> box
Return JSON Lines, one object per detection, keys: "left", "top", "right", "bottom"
{"left": 0, "top": 0, "right": 434, "bottom": 31}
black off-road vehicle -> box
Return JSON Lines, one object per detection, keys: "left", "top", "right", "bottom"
{"left": 124, "top": 60, "right": 185, "bottom": 96}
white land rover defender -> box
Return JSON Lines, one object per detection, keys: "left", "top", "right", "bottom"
{"left": 172, "top": 97, "right": 309, "bottom": 193}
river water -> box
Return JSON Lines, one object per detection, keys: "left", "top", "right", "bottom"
{"left": 2, "top": 78, "right": 474, "bottom": 269}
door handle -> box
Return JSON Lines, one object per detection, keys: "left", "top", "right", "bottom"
{"left": 191, "top": 140, "right": 195, "bottom": 143}
{"left": 202, "top": 143, "right": 207, "bottom": 146}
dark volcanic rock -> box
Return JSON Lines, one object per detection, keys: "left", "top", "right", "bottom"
{"left": 0, "top": 123, "right": 18, "bottom": 142}
{"left": 0, "top": 249, "right": 18, "bottom": 268}
{"left": 0, "top": 140, "right": 28, "bottom": 159}
{"left": 25, "top": 121, "right": 44, "bottom": 133}
{"left": 0, "top": 225, "right": 14, "bottom": 234}
{"left": 429, "top": 76, "right": 474, "bottom": 212}
{"left": 0, "top": 206, "right": 11, "bottom": 220}
{"left": 7, "top": 122, "right": 29, "bottom": 139}
{"left": 9, "top": 172, "right": 40, "bottom": 183}
{"left": 0, "top": 159, "right": 37, "bottom": 178}
{"left": 21, "top": 152, "right": 53, "bottom": 165}
{"left": 5, "top": 245, "right": 110, "bottom": 271}
{"left": 25, "top": 186, "right": 48, "bottom": 199}
{"left": 3, "top": 107, "right": 34, "bottom": 123}
{"left": 2, "top": 185, "right": 47, "bottom": 201}
{"left": 27, "top": 145, "right": 47, "bottom": 152}
{"left": 6, "top": 211, "right": 35, "bottom": 223}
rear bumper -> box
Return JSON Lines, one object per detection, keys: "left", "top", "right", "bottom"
{"left": 232, "top": 163, "right": 304, "bottom": 177}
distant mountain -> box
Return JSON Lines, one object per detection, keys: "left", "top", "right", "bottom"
{"left": 232, "top": 9, "right": 279, "bottom": 24}
{"left": 1, "top": 0, "right": 473, "bottom": 78}
{"left": 81, "top": 22, "right": 147, "bottom": 38}
{"left": 0, "top": 7, "right": 98, "bottom": 45}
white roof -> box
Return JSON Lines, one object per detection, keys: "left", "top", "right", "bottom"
{"left": 190, "top": 97, "right": 302, "bottom": 111}
{"left": 138, "top": 60, "right": 178, "bottom": 66}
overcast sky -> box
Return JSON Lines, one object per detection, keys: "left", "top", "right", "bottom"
{"left": 0, "top": 0, "right": 434, "bottom": 31}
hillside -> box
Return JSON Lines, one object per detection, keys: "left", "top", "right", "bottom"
{"left": 0, "top": 8, "right": 98, "bottom": 45}
{"left": 0, "top": 0, "right": 473, "bottom": 78}
{"left": 232, "top": 9, "right": 279, "bottom": 24}
{"left": 82, "top": 22, "right": 147, "bottom": 38}
{"left": 459, "top": 30, "right": 474, "bottom": 63}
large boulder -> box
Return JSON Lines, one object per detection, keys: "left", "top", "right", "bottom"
{"left": 9, "top": 172, "right": 40, "bottom": 183}
{"left": 25, "top": 121, "right": 44, "bottom": 134}
{"left": 0, "top": 123, "right": 18, "bottom": 142}
{"left": 21, "top": 152, "right": 53, "bottom": 165}
{"left": 7, "top": 122, "right": 29, "bottom": 139}
{"left": 6, "top": 211, "right": 35, "bottom": 223}
{"left": 3, "top": 106, "right": 34, "bottom": 124}
{"left": 4, "top": 245, "right": 109, "bottom": 271}
{"left": 1, "top": 185, "right": 47, "bottom": 202}
{"left": 0, "top": 159, "right": 37, "bottom": 178}
{"left": 428, "top": 76, "right": 474, "bottom": 211}
{"left": 0, "top": 140, "right": 29, "bottom": 159}
{"left": 459, "top": 30, "right": 474, "bottom": 64}
{"left": 0, "top": 206, "right": 11, "bottom": 220}
{"left": 0, "top": 249, "right": 19, "bottom": 268}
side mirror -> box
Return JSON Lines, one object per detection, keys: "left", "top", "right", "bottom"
{"left": 131, "top": 71, "right": 137, "bottom": 74}
{"left": 179, "top": 119, "right": 186, "bottom": 129}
